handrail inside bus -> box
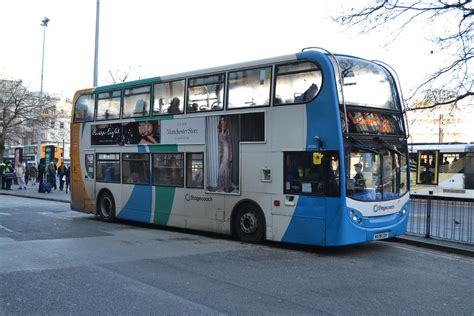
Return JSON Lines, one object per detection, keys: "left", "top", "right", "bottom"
{"left": 302, "top": 47, "right": 349, "bottom": 135}
{"left": 372, "top": 59, "right": 410, "bottom": 141}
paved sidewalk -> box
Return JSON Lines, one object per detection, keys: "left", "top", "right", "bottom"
{"left": 0, "top": 183, "right": 70, "bottom": 203}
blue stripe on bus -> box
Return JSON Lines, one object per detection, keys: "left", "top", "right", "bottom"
{"left": 118, "top": 185, "right": 153, "bottom": 222}
{"left": 281, "top": 196, "right": 326, "bottom": 245}
{"left": 280, "top": 52, "right": 349, "bottom": 245}
{"left": 117, "top": 145, "right": 152, "bottom": 222}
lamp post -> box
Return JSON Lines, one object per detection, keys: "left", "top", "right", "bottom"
{"left": 36, "top": 17, "right": 50, "bottom": 166}
{"left": 93, "top": 0, "right": 100, "bottom": 86}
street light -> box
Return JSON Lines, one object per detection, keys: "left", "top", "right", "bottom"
{"left": 36, "top": 16, "right": 49, "bottom": 166}
{"left": 93, "top": 0, "right": 100, "bottom": 86}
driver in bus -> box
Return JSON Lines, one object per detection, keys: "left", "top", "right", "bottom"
{"left": 354, "top": 163, "right": 366, "bottom": 191}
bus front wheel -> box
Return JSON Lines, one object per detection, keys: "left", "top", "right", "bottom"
{"left": 234, "top": 203, "right": 265, "bottom": 244}
{"left": 98, "top": 191, "right": 115, "bottom": 222}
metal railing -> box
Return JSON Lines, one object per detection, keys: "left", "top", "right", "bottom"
{"left": 407, "top": 195, "right": 474, "bottom": 244}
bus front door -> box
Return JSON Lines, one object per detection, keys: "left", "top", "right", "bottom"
{"left": 416, "top": 150, "right": 439, "bottom": 185}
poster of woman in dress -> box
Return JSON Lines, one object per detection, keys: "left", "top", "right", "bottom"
{"left": 206, "top": 115, "right": 239, "bottom": 193}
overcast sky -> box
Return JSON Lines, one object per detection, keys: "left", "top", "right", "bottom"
{"left": 0, "top": 0, "right": 445, "bottom": 98}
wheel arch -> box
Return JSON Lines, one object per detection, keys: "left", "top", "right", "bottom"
{"left": 96, "top": 188, "right": 114, "bottom": 209}
{"left": 230, "top": 199, "right": 267, "bottom": 238}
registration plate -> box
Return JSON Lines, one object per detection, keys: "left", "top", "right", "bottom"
{"left": 374, "top": 232, "right": 389, "bottom": 240}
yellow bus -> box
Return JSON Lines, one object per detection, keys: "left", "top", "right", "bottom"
{"left": 3, "top": 144, "right": 63, "bottom": 166}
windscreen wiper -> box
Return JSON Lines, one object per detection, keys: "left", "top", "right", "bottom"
{"left": 346, "top": 136, "right": 380, "bottom": 155}
{"left": 373, "top": 137, "right": 403, "bottom": 156}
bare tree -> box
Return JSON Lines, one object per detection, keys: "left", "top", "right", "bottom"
{"left": 0, "top": 80, "right": 55, "bottom": 158}
{"left": 106, "top": 66, "right": 144, "bottom": 84}
{"left": 335, "top": 0, "right": 473, "bottom": 109}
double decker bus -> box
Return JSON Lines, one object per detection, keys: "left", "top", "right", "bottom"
{"left": 409, "top": 143, "right": 474, "bottom": 198}
{"left": 71, "top": 48, "right": 410, "bottom": 246}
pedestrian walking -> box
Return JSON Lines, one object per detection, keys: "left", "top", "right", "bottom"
{"left": 15, "top": 163, "right": 27, "bottom": 190}
{"left": 29, "top": 165, "right": 37, "bottom": 186}
{"left": 47, "top": 161, "right": 57, "bottom": 190}
{"left": 4, "top": 161, "right": 15, "bottom": 190}
{"left": 58, "top": 163, "right": 66, "bottom": 191}
{"left": 0, "top": 160, "right": 6, "bottom": 190}
{"left": 37, "top": 158, "right": 46, "bottom": 193}
{"left": 25, "top": 165, "right": 30, "bottom": 186}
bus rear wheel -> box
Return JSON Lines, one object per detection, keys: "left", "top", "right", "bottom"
{"left": 234, "top": 203, "right": 265, "bottom": 244}
{"left": 98, "top": 191, "right": 115, "bottom": 222}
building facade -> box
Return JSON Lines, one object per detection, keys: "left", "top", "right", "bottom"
{"left": 407, "top": 96, "right": 474, "bottom": 144}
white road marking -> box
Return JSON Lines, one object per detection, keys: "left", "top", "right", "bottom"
{"left": 0, "top": 224, "right": 15, "bottom": 233}
{"left": 0, "top": 212, "right": 11, "bottom": 216}
{"left": 384, "top": 241, "right": 474, "bottom": 262}
{"left": 38, "top": 212, "right": 73, "bottom": 220}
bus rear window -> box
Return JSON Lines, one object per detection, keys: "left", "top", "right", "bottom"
{"left": 74, "top": 94, "right": 95, "bottom": 122}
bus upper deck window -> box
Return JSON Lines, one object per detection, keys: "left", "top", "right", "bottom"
{"left": 153, "top": 80, "right": 185, "bottom": 115}
{"left": 187, "top": 74, "right": 224, "bottom": 113}
{"left": 123, "top": 86, "right": 151, "bottom": 118}
{"left": 96, "top": 91, "right": 121, "bottom": 121}
{"left": 274, "top": 62, "right": 322, "bottom": 105}
{"left": 227, "top": 67, "right": 272, "bottom": 109}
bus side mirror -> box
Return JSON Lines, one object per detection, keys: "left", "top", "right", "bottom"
{"left": 313, "top": 136, "right": 323, "bottom": 151}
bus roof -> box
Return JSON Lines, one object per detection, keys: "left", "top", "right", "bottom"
{"left": 93, "top": 53, "right": 298, "bottom": 93}
{"left": 408, "top": 143, "right": 474, "bottom": 153}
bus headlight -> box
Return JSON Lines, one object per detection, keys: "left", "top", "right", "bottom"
{"left": 348, "top": 209, "right": 363, "bottom": 225}
{"left": 398, "top": 208, "right": 407, "bottom": 217}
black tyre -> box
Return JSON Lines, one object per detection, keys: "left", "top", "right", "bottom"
{"left": 97, "top": 191, "right": 115, "bottom": 222}
{"left": 234, "top": 203, "right": 265, "bottom": 244}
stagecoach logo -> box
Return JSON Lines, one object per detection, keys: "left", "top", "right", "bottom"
{"left": 185, "top": 194, "right": 213, "bottom": 202}
{"left": 373, "top": 204, "right": 395, "bottom": 213}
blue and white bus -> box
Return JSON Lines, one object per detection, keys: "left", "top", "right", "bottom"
{"left": 71, "top": 48, "right": 410, "bottom": 246}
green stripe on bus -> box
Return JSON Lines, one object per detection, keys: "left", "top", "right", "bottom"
{"left": 93, "top": 76, "right": 162, "bottom": 93}
{"left": 149, "top": 145, "right": 178, "bottom": 225}
{"left": 154, "top": 186, "right": 175, "bottom": 225}
{"left": 134, "top": 115, "right": 174, "bottom": 122}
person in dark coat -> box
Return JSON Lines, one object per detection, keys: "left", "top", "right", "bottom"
{"left": 353, "top": 163, "right": 366, "bottom": 192}
{"left": 0, "top": 160, "right": 6, "bottom": 190}
{"left": 47, "top": 162, "right": 57, "bottom": 190}
{"left": 4, "top": 161, "right": 15, "bottom": 190}
{"left": 29, "top": 165, "right": 37, "bottom": 185}
{"left": 24, "top": 165, "right": 30, "bottom": 186}
{"left": 57, "top": 164, "right": 66, "bottom": 191}
{"left": 37, "top": 158, "right": 46, "bottom": 192}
